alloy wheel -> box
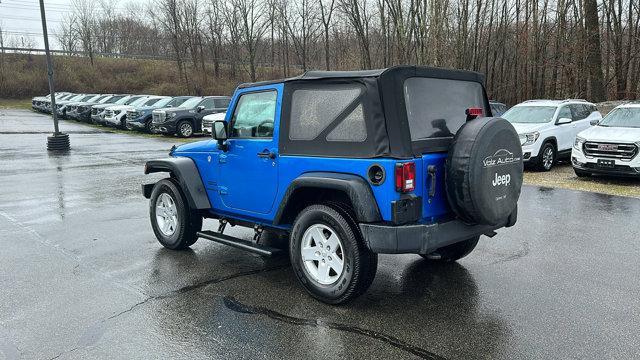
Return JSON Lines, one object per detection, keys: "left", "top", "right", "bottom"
{"left": 300, "top": 224, "right": 345, "bottom": 285}
{"left": 543, "top": 146, "right": 554, "bottom": 170}
{"left": 180, "top": 122, "right": 193, "bottom": 137}
{"left": 155, "top": 193, "right": 179, "bottom": 236}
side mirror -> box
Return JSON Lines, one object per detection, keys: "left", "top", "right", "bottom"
{"left": 590, "top": 119, "right": 600, "bottom": 126}
{"left": 197, "top": 105, "right": 205, "bottom": 113}
{"left": 557, "top": 117, "right": 572, "bottom": 125}
{"left": 213, "top": 120, "right": 228, "bottom": 150}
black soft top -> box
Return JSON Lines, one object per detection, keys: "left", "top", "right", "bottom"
{"left": 238, "top": 66, "right": 484, "bottom": 89}
{"left": 242, "top": 65, "right": 489, "bottom": 159}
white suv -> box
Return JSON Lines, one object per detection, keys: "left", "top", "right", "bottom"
{"left": 502, "top": 100, "right": 602, "bottom": 171}
{"left": 572, "top": 103, "right": 640, "bottom": 178}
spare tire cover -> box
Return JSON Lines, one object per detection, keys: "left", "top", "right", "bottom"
{"left": 445, "top": 117, "right": 523, "bottom": 226}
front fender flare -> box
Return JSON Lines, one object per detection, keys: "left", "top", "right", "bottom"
{"left": 143, "top": 157, "right": 211, "bottom": 210}
{"left": 274, "top": 172, "right": 382, "bottom": 225}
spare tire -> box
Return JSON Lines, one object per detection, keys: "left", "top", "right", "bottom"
{"left": 445, "top": 117, "right": 523, "bottom": 226}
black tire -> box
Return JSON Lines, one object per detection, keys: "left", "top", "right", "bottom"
{"left": 177, "top": 120, "right": 194, "bottom": 138}
{"left": 149, "top": 178, "right": 202, "bottom": 250}
{"left": 144, "top": 118, "right": 153, "bottom": 133}
{"left": 536, "top": 142, "right": 556, "bottom": 171}
{"left": 290, "top": 204, "right": 377, "bottom": 304}
{"left": 420, "top": 236, "right": 480, "bottom": 262}
{"left": 574, "top": 168, "right": 591, "bottom": 177}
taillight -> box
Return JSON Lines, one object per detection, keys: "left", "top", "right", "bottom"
{"left": 465, "top": 108, "right": 482, "bottom": 118}
{"left": 395, "top": 162, "right": 416, "bottom": 192}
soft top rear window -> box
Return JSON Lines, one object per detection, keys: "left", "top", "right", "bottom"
{"left": 403, "top": 77, "right": 486, "bottom": 141}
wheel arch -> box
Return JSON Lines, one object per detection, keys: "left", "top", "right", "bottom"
{"left": 273, "top": 172, "right": 382, "bottom": 226}
{"left": 541, "top": 136, "right": 558, "bottom": 149}
{"left": 143, "top": 157, "right": 211, "bottom": 210}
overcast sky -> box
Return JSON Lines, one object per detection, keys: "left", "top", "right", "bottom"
{"left": 0, "top": 0, "right": 74, "bottom": 49}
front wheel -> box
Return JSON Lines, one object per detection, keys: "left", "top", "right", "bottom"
{"left": 536, "top": 142, "right": 556, "bottom": 171}
{"left": 177, "top": 121, "right": 194, "bottom": 137}
{"left": 420, "top": 236, "right": 480, "bottom": 262}
{"left": 290, "top": 204, "right": 377, "bottom": 304}
{"left": 149, "top": 178, "right": 202, "bottom": 250}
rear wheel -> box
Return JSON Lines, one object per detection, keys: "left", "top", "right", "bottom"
{"left": 149, "top": 178, "right": 201, "bottom": 250}
{"left": 536, "top": 142, "right": 556, "bottom": 171}
{"left": 290, "top": 204, "right": 377, "bottom": 304}
{"left": 420, "top": 236, "right": 480, "bottom": 262}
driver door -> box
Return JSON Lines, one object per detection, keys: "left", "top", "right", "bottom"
{"left": 217, "top": 88, "right": 280, "bottom": 215}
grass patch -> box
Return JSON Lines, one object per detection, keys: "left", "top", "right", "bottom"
{"left": 0, "top": 98, "right": 32, "bottom": 110}
{"left": 524, "top": 163, "right": 640, "bottom": 199}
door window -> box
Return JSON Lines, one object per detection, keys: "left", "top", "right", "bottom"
{"left": 214, "top": 98, "right": 231, "bottom": 109}
{"left": 556, "top": 106, "right": 572, "bottom": 122}
{"left": 230, "top": 91, "right": 277, "bottom": 138}
{"left": 199, "top": 98, "right": 215, "bottom": 110}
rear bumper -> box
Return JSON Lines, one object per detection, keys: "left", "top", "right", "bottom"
{"left": 360, "top": 209, "right": 517, "bottom": 254}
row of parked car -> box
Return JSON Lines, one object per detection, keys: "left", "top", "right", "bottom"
{"left": 31, "top": 92, "right": 639, "bottom": 178}
{"left": 500, "top": 99, "right": 640, "bottom": 178}
{"left": 31, "top": 92, "right": 231, "bottom": 137}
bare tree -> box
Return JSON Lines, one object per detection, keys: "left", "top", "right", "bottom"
{"left": 72, "top": 0, "right": 97, "bottom": 65}
{"left": 233, "top": 0, "right": 269, "bottom": 81}
{"left": 583, "top": 0, "right": 606, "bottom": 101}
{"left": 319, "top": 0, "right": 337, "bottom": 70}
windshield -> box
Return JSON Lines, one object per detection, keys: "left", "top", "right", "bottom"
{"left": 180, "top": 97, "right": 203, "bottom": 109}
{"left": 152, "top": 97, "right": 173, "bottom": 107}
{"left": 599, "top": 107, "right": 640, "bottom": 128}
{"left": 166, "top": 97, "right": 192, "bottom": 107}
{"left": 143, "top": 98, "right": 163, "bottom": 106}
{"left": 502, "top": 106, "right": 557, "bottom": 124}
{"left": 129, "top": 97, "right": 149, "bottom": 106}
{"left": 81, "top": 95, "right": 97, "bottom": 102}
{"left": 106, "top": 95, "right": 125, "bottom": 104}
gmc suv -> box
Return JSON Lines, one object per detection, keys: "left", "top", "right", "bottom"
{"left": 150, "top": 96, "right": 231, "bottom": 137}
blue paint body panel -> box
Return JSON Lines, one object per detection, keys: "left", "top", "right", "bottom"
{"left": 171, "top": 82, "right": 452, "bottom": 227}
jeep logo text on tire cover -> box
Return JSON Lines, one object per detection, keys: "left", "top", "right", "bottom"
{"left": 492, "top": 173, "right": 511, "bottom": 187}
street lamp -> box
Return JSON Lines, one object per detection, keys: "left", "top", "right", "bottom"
{"left": 38, "top": 0, "right": 70, "bottom": 151}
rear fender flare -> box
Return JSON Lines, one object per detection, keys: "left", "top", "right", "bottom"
{"left": 274, "top": 172, "right": 382, "bottom": 225}
{"left": 144, "top": 157, "right": 211, "bottom": 210}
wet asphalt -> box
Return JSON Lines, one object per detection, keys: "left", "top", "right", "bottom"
{"left": 0, "top": 109, "right": 639, "bottom": 360}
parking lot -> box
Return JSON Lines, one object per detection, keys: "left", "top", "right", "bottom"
{"left": 1, "top": 109, "right": 640, "bottom": 359}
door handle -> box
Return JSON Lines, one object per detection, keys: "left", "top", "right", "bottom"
{"left": 257, "top": 150, "right": 276, "bottom": 159}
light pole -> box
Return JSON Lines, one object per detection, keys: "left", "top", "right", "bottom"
{"left": 39, "top": 0, "right": 69, "bottom": 151}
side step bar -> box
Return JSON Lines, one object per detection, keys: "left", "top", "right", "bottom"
{"left": 196, "top": 230, "right": 283, "bottom": 257}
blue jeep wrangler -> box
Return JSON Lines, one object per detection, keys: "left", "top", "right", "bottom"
{"left": 143, "top": 66, "right": 523, "bottom": 304}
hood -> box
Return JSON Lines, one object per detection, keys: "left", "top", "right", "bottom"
{"left": 134, "top": 105, "right": 157, "bottom": 111}
{"left": 153, "top": 107, "right": 175, "bottom": 113}
{"left": 510, "top": 122, "right": 550, "bottom": 134}
{"left": 173, "top": 140, "right": 214, "bottom": 153}
{"left": 92, "top": 103, "right": 113, "bottom": 110}
{"left": 578, "top": 125, "right": 640, "bottom": 144}
{"left": 106, "top": 105, "right": 134, "bottom": 111}
{"left": 203, "top": 112, "right": 227, "bottom": 121}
